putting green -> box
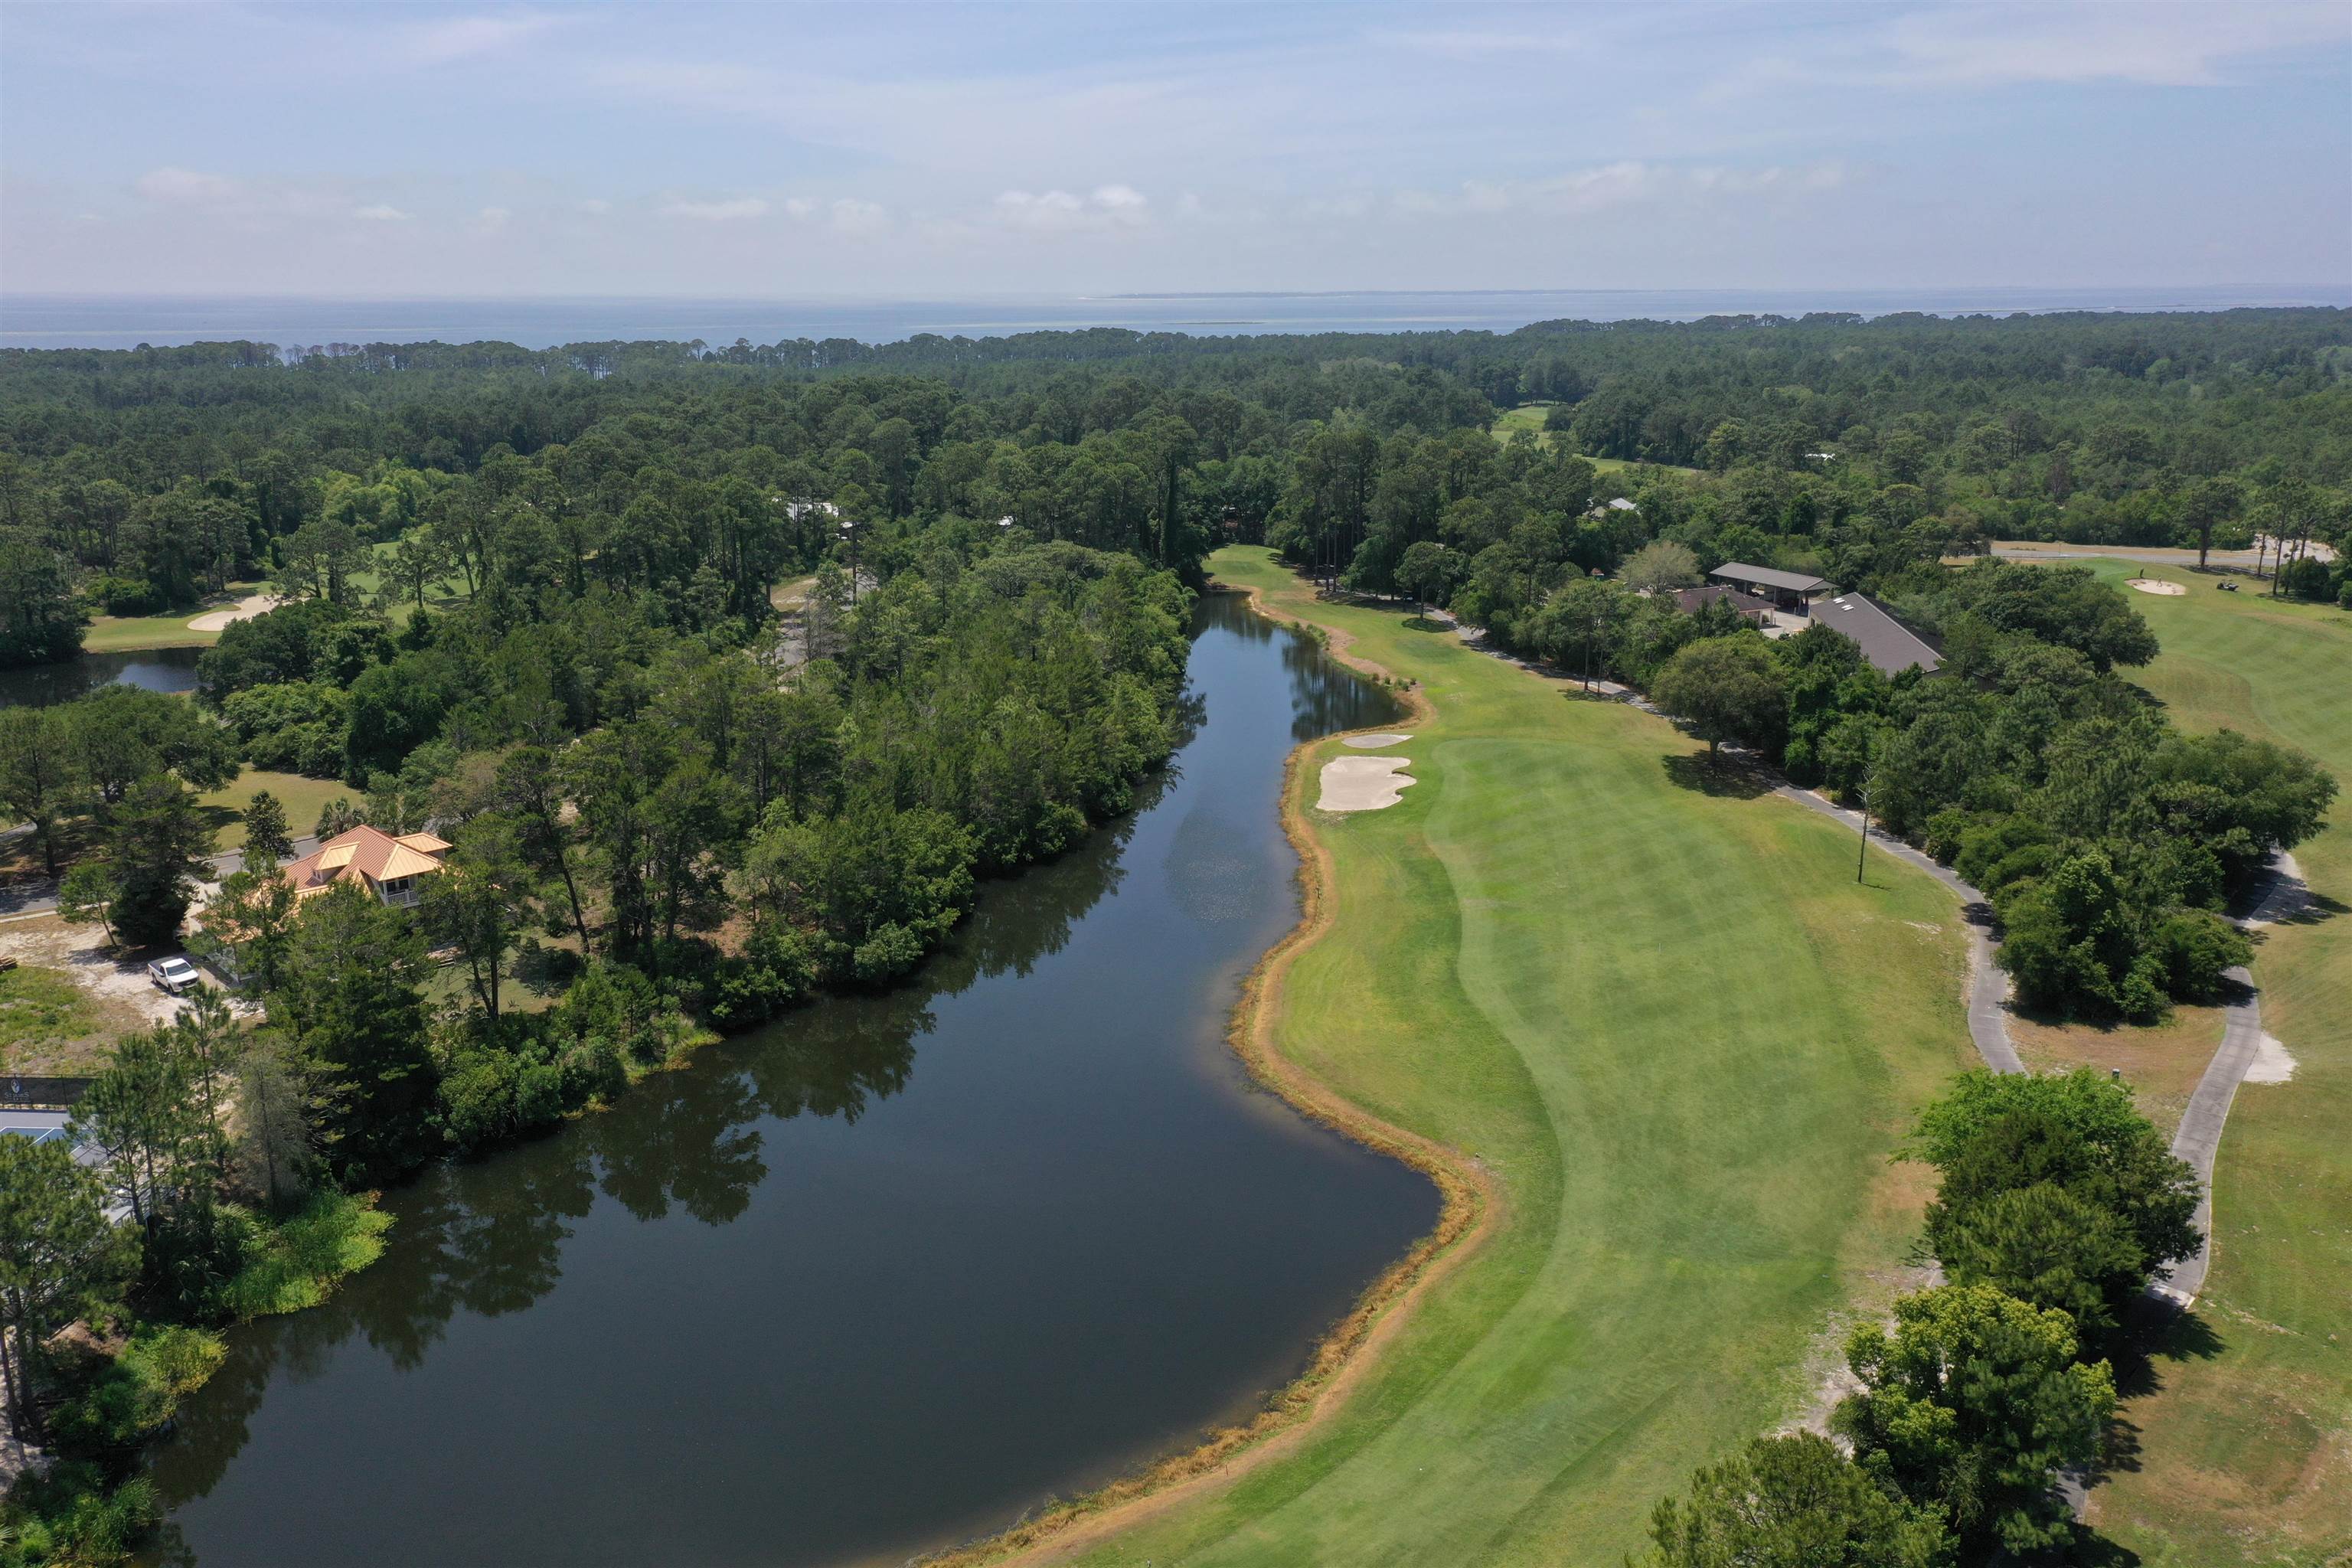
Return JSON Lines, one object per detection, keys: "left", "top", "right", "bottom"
{"left": 1008, "top": 549, "right": 1975, "bottom": 1565}
{"left": 2064, "top": 561, "right": 2352, "bottom": 1563}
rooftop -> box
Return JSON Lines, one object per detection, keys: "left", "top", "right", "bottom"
{"left": 1709, "top": 561, "right": 1831, "bottom": 595}
{"left": 281, "top": 825, "right": 450, "bottom": 900}
{"left": 1817, "top": 593, "right": 1945, "bottom": 677}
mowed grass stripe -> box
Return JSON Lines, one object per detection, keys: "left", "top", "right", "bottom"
{"left": 1042, "top": 549, "right": 1971, "bottom": 1567}
{"left": 2066, "top": 561, "right": 2352, "bottom": 1564}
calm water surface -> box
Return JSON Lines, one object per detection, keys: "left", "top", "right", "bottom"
{"left": 11, "top": 286, "right": 2345, "bottom": 351}
{"left": 146, "top": 592, "right": 1437, "bottom": 1567}
{"left": 0, "top": 648, "right": 201, "bottom": 708}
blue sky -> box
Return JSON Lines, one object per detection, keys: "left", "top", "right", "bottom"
{"left": 3, "top": 0, "right": 2347, "bottom": 297}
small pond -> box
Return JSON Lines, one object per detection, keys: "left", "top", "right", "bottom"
{"left": 0, "top": 648, "right": 203, "bottom": 708}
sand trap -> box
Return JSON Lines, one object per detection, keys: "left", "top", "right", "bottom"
{"left": 1318, "top": 755, "right": 1414, "bottom": 812}
{"left": 187, "top": 592, "right": 279, "bottom": 632}
{"left": 1341, "top": 733, "right": 1412, "bottom": 750}
{"left": 2126, "top": 578, "right": 2186, "bottom": 596}
{"left": 2245, "top": 1031, "right": 2298, "bottom": 1084}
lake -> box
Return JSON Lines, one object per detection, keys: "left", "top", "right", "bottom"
{"left": 144, "top": 590, "right": 1440, "bottom": 1566}
{"left": 0, "top": 648, "right": 202, "bottom": 709}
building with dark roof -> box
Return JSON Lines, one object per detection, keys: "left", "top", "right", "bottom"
{"left": 1816, "top": 592, "right": 1944, "bottom": 677}
{"left": 1707, "top": 561, "right": 1833, "bottom": 611}
{"left": 1674, "top": 583, "right": 1773, "bottom": 622}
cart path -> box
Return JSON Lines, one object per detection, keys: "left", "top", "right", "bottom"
{"left": 1767, "top": 782, "right": 2024, "bottom": 1074}
{"left": 2151, "top": 852, "right": 2305, "bottom": 1306}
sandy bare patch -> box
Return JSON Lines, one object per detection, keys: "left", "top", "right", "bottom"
{"left": 1341, "top": 732, "right": 1412, "bottom": 750}
{"left": 1318, "top": 755, "right": 1413, "bottom": 812}
{"left": 2126, "top": 577, "right": 2187, "bottom": 596}
{"left": 0, "top": 915, "right": 189, "bottom": 1030}
{"left": 187, "top": 592, "right": 279, "bottom": 632}
{"left": 2245, "top": 1031, "right": 2298, "bottom": 1084}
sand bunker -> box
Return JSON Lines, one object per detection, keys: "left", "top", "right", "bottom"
{"left": 1318, "top": 755, "right": 1414, "bottom": 812}
{"left": 2126, "top": 578, "right": 2187, "bottom": 596}
{"left": 1341, "top": 733, "right": 1412, "bottom": 750}
{"left": 2246, "top": 1031, "right": 2298, "bottom": 1084}
{"left": 187, "top": 592, "right": 279, "bottom": 632}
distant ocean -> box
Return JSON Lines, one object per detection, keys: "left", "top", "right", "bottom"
{"left": 4, "top": 287, "right": 2346, "bottom": 351}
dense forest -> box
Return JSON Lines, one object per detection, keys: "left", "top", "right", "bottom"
{"left": 1, "top": 309, "right": 2347, "bottom": 1561}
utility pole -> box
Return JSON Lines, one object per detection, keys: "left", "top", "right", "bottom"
{"left": 1855, "top": 776, "right": 1880, "bottom": 884}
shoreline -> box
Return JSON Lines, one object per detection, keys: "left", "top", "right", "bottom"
{"left": 927, "top": 580, "right": 1495, "bottom": 1567}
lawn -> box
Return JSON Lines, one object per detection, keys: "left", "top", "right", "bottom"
{"left": 80, "top": 580, "right": 267, "bottom": 652}
{"left": 0, "top": 962, "right": 98, "bottom": 1060}
{"left": 1016, "top": 547, "right": 1977, "bottom": 1566}
{"left": 197, "top": 769, "right": 353, "bottom": 851}
{"left": 1491, "top": 402, "right": 1559, "bottom": 443}
{"left": 1488, "top": 404, "right": 1700, "bottom": 478}
{"left": 2062, "top": 560, "right": 2352, "bottom": 1563}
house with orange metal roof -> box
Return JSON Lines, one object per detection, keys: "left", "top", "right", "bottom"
{"left": 279, "top": 825, "right": 451, "bottom": 909}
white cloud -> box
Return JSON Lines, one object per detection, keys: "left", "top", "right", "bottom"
{"left": 829, "top": 198, "right": 887, "bottom": 236}
{"left": 993, "top": 185, "right": 1150, "bottom": 234}
{"left": 352, "top": 204, "right": 410, "bottom": 221}
{"left": 136, "top": 167, "right": 240, "bottom": 205}
{"left": 1380, "top": 162, "right": 1851, "bottom": 220}
{"left": 663, "top": 197, "right": 769, "bottom": 221}
{"left": 1708, "top": 2, "right": 2352, "bottom": 100}
{"left": 1368, "top": 28, "right": 1580, "bottom": 60}
{"left": 397, "top": 13, "right": 565, "bottom": 64}
{"left": 1875, "top": 2, "right": 2351, "bottom": 87}
{"left": 479, "top": 206, "right": 511, "bottom": 229}
{"left": 578, "top": 198, "right": 612, "bottom": 215}
{"left": 783, "top": 198, "right": 817, "bottom": 219}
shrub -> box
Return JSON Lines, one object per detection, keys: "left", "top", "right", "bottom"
{"left": 1638, "top": 1432, "right": 1950, "bottom": 1568}
{"left": 2145, "top": 910, "right": 2251, "bottom": 1003}
{"left": 215, "top": 1191, "right": 390, "bottom": 1319}
{"left": 48, "top": 1325, "right": 227, "bottom": 1448}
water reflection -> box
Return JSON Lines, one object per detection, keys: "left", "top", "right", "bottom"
{"left": 0, "top": 647, "right": 203, "bottom": 708}
{"left": 148, "top": 590, "right": 1433, "bottom": 1568}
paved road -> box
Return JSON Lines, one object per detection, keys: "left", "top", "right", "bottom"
{"left": 1992, "top": 541, "right": 2338, "bottom": 570}
{"left": 0, "top": 835, "right": 319, "bottom": 920}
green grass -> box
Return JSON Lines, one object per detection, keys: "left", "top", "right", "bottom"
{"left": 80, "top": 614, "right": 221, "bottom": 653}
{"left": 1488, "top": 405, "right": 1700, "bottom": 477}
{"left": 0, "top": 963, "right": 98, "bottom": 1054}
{"left": 1491, "top": 402, "right": 1560, "bottom": 443}
{"left": 2057, "top": 561, "right": 2352, "bottom": 1563}
{"left": 197, "top": 769, "right": 353, "bottom": 851}
{"left": 1039, "top": 547, "right": 1975, "bottom": 1565}
{"left": 79, "top": 581, "right": 268, "bottom": 652}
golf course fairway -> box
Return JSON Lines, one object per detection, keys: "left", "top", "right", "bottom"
{"left": 995, "top": 547, "right": 1979, "bottom": 1566}
{"left": 2066, "top": 560, "right": 2352, "bottom": 1566}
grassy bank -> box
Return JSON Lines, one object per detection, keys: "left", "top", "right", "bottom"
{"left": 994, "top": 547, "right": 1975, "bottom": 1565}
{"left": 78, "top": 613, "right": 222, "bottom": 653}
{"left": 2066, "top": 560, "right": 2352, "bottom": 1563}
